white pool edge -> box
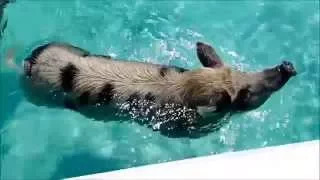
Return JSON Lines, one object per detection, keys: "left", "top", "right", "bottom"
{"left": 66, "top": 140, "right": 320, "bottom": 180}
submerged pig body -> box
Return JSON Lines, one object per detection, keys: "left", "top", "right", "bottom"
{"left": 16, "top": 41, "right": 296, "bottom": 137}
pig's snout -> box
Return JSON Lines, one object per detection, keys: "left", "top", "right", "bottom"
{"left": 280, "top": 61, "right": 297, "bottom": 76}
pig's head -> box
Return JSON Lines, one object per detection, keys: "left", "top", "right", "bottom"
{"left": 196, "top": 41, "right": 297, "bottom": 112}
{"left": 230, "top": 60, "right": 297, "bottom": 111}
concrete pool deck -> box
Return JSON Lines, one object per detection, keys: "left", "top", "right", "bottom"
{"left": 66, "top": 139, "right": 319, "bottom": 180}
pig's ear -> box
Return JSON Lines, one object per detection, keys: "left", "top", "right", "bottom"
{"left": 196, "top": 41, "right": 223, "bottom": 68}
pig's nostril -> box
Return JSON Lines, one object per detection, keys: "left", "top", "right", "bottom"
{"left": 282, "top": 61, "right": 291, "bottom": 66}
{"left": 280, "top": 61, "right": 297, "bottom": 76}
{"left": 281, "top": 61, "right": 295, "bottom": 70}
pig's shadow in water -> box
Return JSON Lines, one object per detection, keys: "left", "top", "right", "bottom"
{"left": 45, "top": 90, "right": 233, "bottom": 138}
{"left": 71, "top": 101, "right": 232, "bottom": 139}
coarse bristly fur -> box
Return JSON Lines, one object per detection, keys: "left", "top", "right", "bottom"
{"left": 6, "top": 41, "right": 297, "bottom": 138}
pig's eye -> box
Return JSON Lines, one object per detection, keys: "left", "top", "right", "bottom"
{"left": 245, "top": 90, "right": 251, "bottom": 98}
{"left": 233, "top": 88, "right": 252, "bottom": 110}
{"left": 242, "top": 89, "right": 251, "bottom": 100}
{"left": 236, "top": 88, "right": 250, "bottom": 101}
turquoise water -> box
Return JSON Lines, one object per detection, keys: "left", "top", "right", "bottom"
{"left": 0, "top": 0, "right": 319, "bottom": 179}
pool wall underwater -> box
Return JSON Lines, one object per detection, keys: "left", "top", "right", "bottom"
{"left": 1, "top": 1, "right": 319, "bottom": 179}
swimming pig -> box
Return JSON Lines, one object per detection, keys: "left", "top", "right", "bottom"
{"left": 6, "top": 41, "right": 297, "bottom": 137}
